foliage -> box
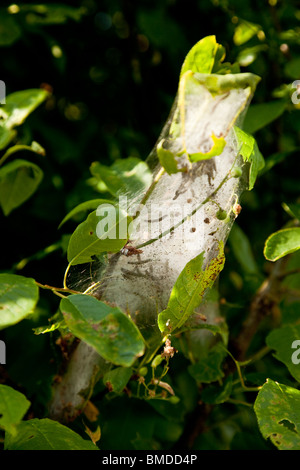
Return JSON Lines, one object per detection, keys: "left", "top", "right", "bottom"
{"left": 1, "top": 0, "right": 300, "bottom": 452}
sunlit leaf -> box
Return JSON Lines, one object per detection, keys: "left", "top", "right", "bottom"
{"left": 1, "top": 89, "right": 49, "bottom": 129}
{"left": 237, "top": 44, "right": 268, "bottom": 67}
{"left": 0, "top": 273, "right": 39, "bottom": 330}
{"left": 233, "top": 20, "right": 261, "bottom": 46}
{"left": 67, "top": 208, "right": 131, "bottom": 266}
{"left": 158, "top": 242, "right": 225, "bottom": 333}
{"left": 0, "top": 385, "right": 30, "bottom": 435}
{"left": 234, "top": 126, "right": 264, "bottom": 190}
{"left": 264, "top": 227, "right": 300, "bottom": 261}
{"left": 180, "top": 35, "right": 220, "bottom": 77}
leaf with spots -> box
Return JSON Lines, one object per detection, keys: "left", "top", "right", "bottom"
{"left": 254, "top": 379, "right": 300, "bottom": 450}
{"left": 0, "top": 273, "right": 39, "bottom": 330}
{"left": 60, "top": 294, "right": 145, "bottom": 367}
{"left": 67, "top": 208, "right": 131, "bottom": 266}
{"left": 158, "top": 242, "right": 225, "bottom": 334}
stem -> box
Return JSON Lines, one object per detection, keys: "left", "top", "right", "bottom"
{"left": 35, "top": 281, "right": 80, "bottom": 296}
{"left": 138, "top": 167, "right": 165, "bottom": 209}
{"left": 0, "top": 150, "right": 12, "bottom": 167}
{"left": 63, "top": 262, "right": 72, "bottom": 289}
{"left": 223, "top": 346, "right": 262, "bottom": 392}
{"left": 226, "top": 398, "right": 253, "bottom": 407}
{"left": 137, "top": 339, "right": 164, "bottom": 371}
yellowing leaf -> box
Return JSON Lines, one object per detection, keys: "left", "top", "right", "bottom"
{"left": 158, "top": 242, "right": 225, "bottom": 333}
{"left": 83, "top": 400, "right": 100, "bottom": 422}
{"left": 189, "top": 132, "right": 226, "bottom": 162}
{"left": 84, "top": 424, "right": 101, "bottom": 445}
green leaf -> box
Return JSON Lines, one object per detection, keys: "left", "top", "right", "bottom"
{"left": 58, "top": 198, "right": 115, "bottom": 229}
{"left": 167, "top": 71, "right": 260, "bottom": 168}
{"left": 180, "top": 35, "right": 220, "bottom": 77}
{"left": 0, "top": 141, "right": 46, "bottom": 166}
{"left": 156, "top": 139, "right": 180, "bottom": 175}
{"left": 237, "top": 44, "right": 268, "bottom": 67}
{"left": 181, "top": 312, "right": 229, "bottom": 345}
{"left": 60, "top": 294, "right": 145, "bottom": 367}
{"left": 188, "top": 343, "right": 227, "bottom": 384}
{"left": 189, "top": 132, "right": 226, "bottom": 162}
{"left": 67, "top": 208, "right": 130, "bottom": 266}
{"left": 266, "top": 325, "right": 300, "bottom": 382}
{"left": 228, "top": 224, "right": 262, "bottom": 276}
{"left": 0, "top": 273, "right": 39, "bottom": 330}
{"left": 233, "top": 20, "right": 261, "bottom": 46}
{"left": 264, "top": 227, "right": 300, "bottom": 262}
{"left": 17, "top": 4, "right": 86, "bottom": 25}
{"left": 4, "top": 418, "right": 98, "bottom": 450}
{"left": 254, "top": 379, "right": 300, "bottom": 450}
{"left": 0, "top": 385, "right": 30, "bottom": 435}
{"left": 103, "top": 366, "right": 133, "bottom": 393}
{"left": 0, "top": 88, "right": 48, "bottom": 151}
{"left": 243, "top": 100, "right": 287, "bottom": 134}
{"left": 158, "top": 242, "right": 225, "bottom": 334}
{"left": 0, "top": 89, "right": 49, "bottom": 129}
{"left": 33, "top": 320, "right": 66, "bottom": 335}
{"left": 0, "top": 159, "right": 43, "bottom": 215}
{"left": 0, "top": 127, "right": 16, "bottom": 151}
{"left": 191, "top": 72, "right": 260, "bottom": 96}
{"left": 90, "top": 157, "right": 152, "bottom": 198}
{"left": 234, "top": 126, "right": 265, "bottom": 190}
{"left": 180, "top": 35, "right": 238, "bottom": 78}
{"left": 282, "top": 202, "right": 300, "bottom": 222}
{"left": 260, "top": 150, "right": 294, "bottom": 175}
{"left": 0, "top": 11, "right": 21, "bottom": 46}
